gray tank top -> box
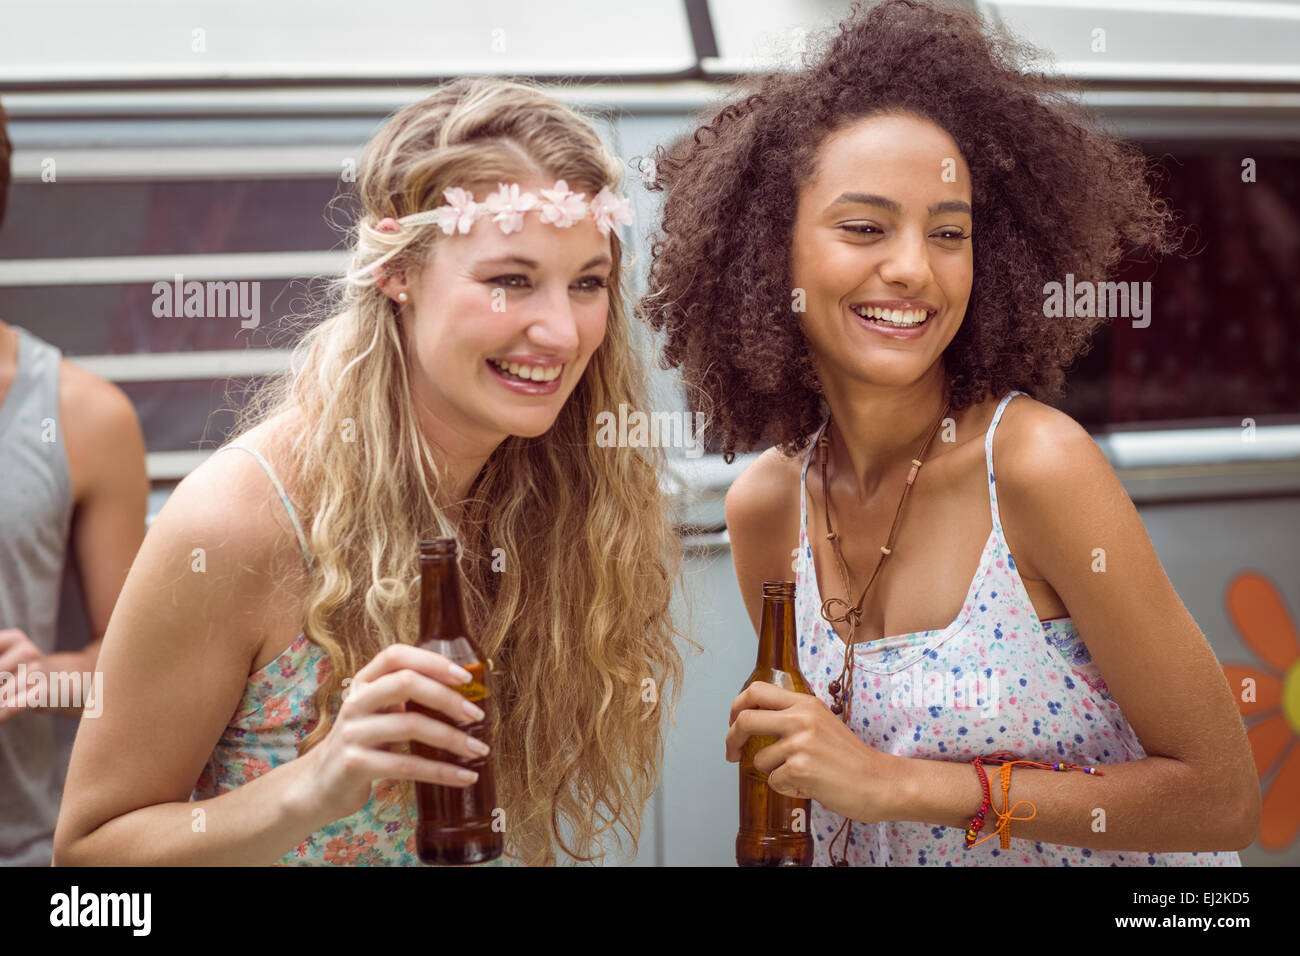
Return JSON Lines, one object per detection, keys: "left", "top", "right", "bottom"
{"left": 0, "top": 325, "right": 73, "bottom": 865}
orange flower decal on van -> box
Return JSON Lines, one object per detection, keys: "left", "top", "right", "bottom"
{"left": 1221, "top": 572, "right": 1300, "bottom": 851}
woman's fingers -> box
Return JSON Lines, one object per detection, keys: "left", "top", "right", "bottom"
{"left": 289, "top": 644, "right": 489, "bottom": 824}
{"left": 725, "top": 707, "right": 795, "bottom": 761}
{"left": 344, "top": 665, "right": 482, "bottom": 726}
{"left": 352, "top": 642, "right": 473, "bottom": 689}
{"left": 342, "top": 710, "right": 489, "bottom": 762}
{"left": 335, "top": 745, "right": 479, "bottom": 788}
{"left": 727, "top": 681, "right": 804, "bottom": 725}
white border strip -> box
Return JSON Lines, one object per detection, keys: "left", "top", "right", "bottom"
{"left": 0, "top": 57, "right": 698, "bottom": 86}
{"left": 0, "top": 82, "right": 726, "bottom": 116}
{"left": 1096, "top": 426, "right": 1300, "bottom": 467}
{"left": 0, "top": 251, "right": 350, "bottom": 286}
{"left": 983, "top": 0, "right": 1300, "bottom": 19}
{"left": 10, "top": 146, "right": 365, "bottom": 180}
{"left": 75, "top": 349, "right": 293, "bottom": 383}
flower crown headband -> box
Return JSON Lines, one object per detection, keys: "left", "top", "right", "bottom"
{"left": 374, "top": 180, "right": 633, "bottom": 238}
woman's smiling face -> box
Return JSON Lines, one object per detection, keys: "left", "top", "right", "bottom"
{"left": 791, "top": 111, "right": 973, "bottom": 391}
{"left": 396, "top": 180, "right": 613, "bottom": 444}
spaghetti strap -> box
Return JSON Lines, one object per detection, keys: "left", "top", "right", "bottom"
{"left": 983, "top": 390, "right": 1026, "bottom": 535}
{"left": 799, "top": 417, "right": 831, "bottom": 546}
{"left": 216, "top": 441, "right": 312, "bottom": 568}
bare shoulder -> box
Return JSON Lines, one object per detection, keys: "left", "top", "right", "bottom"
{"left": 725, "top": 444, "right": 804, "bottom": 534}
{"left": 59, "top": 359, "right": 138, "bottom": 431}
{"left": 160, "top": 412, "right": 308, "bottom": 588}
{"left": 51, "top": 414, "right": 312, "bottom": 844}
{"left": 993, "top": 394, "right": 1116, "bottom": 577}
{"left": 59, "top": 360, "right": 147, "bottom": 497}
{"left": 994, "top": 394, "right": 1106, "bottom": 484}
{"left": 726, "top": 443, "right": 808, "bottom": 631}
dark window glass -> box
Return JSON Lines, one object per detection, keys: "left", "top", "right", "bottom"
{"left": 0, "top": 178, "right": 359, "bottom": 260}
{"left": 121, "top": 376, "right": 268, "bottom": 453}
{"left": 2, "top": 280, "right": 326, "bottom": 356}
{"left": 1059, "top": 141, "right": 1300, "bottom": 429}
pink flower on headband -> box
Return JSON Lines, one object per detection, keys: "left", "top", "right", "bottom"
{"left": 407, "top": 181, "right": 631, "bottom": 236}
{"left": 376, "top": 217, "right": 399, "bottom": 233}
{"left": 538, "top": 180, "right": 588, "bottom": 228}
{"left": 433, "top": 187, "right": 480, "bottom": 235}
{"left": 483, "top": 183, "right": 539, "bottom": 235}
{"left": 589, "top": 186, "right": 633, "bottom": 237}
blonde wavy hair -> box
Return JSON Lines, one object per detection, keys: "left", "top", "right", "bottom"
{"left": 230, "top": 77, "right": 693, "bottom": 865}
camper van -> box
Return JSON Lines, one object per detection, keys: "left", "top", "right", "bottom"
{"left": 2, "top": 0, "right": 1297, "bottom": 866}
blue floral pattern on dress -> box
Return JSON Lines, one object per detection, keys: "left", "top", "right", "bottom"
{"left": 793, "top": 391, "right": 1239, "bottom": 867}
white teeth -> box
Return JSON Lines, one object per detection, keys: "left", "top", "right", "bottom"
{"left": 852, "top": 305, "right": 930, "bottom": 327}
{"left": 490, "top": 359, "right": 562, "bottom": 381}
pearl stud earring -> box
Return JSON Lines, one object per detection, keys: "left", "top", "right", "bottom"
{"left": 397, "top": 292, "right": 408, "bottom": 303}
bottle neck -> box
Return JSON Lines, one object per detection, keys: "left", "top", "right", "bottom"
{"left": 757, "top": 596, "right": 798, "bottom": 671}
{"left": 419, "top": 556, "right": 467, "bottom": 641}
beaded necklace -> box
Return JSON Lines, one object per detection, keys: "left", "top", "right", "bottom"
{"left": 816, "top": 392, "right": 950, "bottom": 866}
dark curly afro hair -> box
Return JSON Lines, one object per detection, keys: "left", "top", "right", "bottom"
{"left": 641, "top": 0, "right": 1182, "bottom": 463}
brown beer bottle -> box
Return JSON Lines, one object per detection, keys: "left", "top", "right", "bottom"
{"left": 736, "top": 580, "right": 814, "bottom": 866}
{"left": 411, "top": 538, "right": 503, "bottom": 865}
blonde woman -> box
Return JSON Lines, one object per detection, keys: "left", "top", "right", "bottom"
{"left": 53, "top": 77, "right": 687, "bottom": 867}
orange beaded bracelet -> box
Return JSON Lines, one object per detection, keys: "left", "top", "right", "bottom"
{"left": 966, "top": 752, "right": 1105, "bottom": 850}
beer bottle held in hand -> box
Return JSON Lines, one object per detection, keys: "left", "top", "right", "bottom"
{"left": 736, "top": 580, "right": 814, "bottom": 867}
{"left": 411, "top": 538, "right": 502, "bottom": 865}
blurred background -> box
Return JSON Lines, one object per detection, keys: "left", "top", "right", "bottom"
{"left": 1, "top": 0, "right": 1297, "bottom": 865}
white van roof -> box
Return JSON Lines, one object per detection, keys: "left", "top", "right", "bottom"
{"left": 3, "top": 1, "right": 1297, "bottom": 86}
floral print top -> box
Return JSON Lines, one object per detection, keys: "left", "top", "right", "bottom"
{"left": 793, "top": 391, "right": 1241, "bottom": 866}
{"left": 190, "top": 442, "right": 511, "bottom": 866}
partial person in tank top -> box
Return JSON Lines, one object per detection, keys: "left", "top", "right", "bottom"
{"left": 0, "top": 100, "right": 148, "bottom": 867}
{"left": 0, "top": 324, "right": 147, "bottom": 868}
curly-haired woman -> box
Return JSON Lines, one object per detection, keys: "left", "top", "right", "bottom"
{"left": 53, "top": 77, "right": 687, "bottom": 866}
{"left": 646, "top": 0, "right": 1258, "bottom": 865}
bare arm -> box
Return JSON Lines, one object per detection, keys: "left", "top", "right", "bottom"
{"left": 725, "top": 449, "right": 800, "bottom": 638}
{"left": 38, "top": 368, "right": 148, "bottom": 709}
{"left": 52, "top": 450, "right": 488, "bottom": 865}
{"left": 887, "top": 405, "right": 1260, "bottom": 851}
{"left": 52, "top": 450, "right": 329, "bottom": 864}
